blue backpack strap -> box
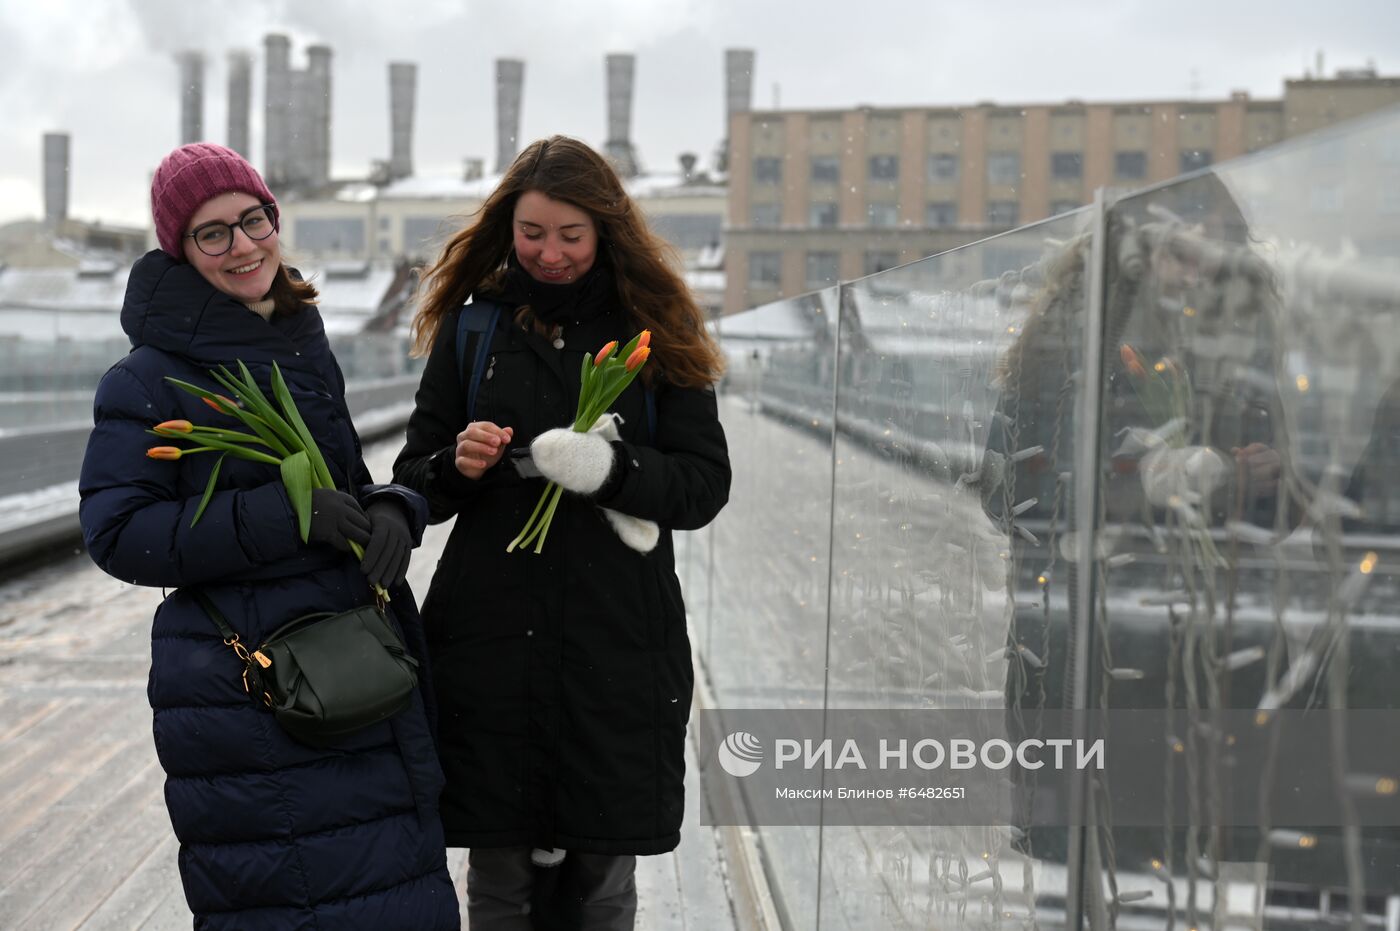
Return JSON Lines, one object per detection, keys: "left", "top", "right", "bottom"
{"left": 456, "top": 300, "right": 503, "bottom": 422}
{"left": 457, "top": 299, "right": 658, "bottom": 441}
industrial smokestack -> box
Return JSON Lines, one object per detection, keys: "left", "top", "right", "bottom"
{"left": 227, "top": 51, "right": 252, "bottom": 157}
{"left": 177, "top": 51, "right": 205, "bottom": 145}
{"left": 306, "top": 45, "right": 333, "bottom": 188}
{"left": 719, "top": 49, "right": 755, "bottom": 175}
{"left": 603, "top": 53, "right": 639, "bottom": 177}
{"left": 388, "top": 62, "right": 416, "bottom": 180}
{"left": 725, "top": 49, "right": 755, "bottom": 123}
{"left": 263, "top": 34, "right": 291, "bottom": 187}
{"left": 43, "top": 132, "right": 69, "bottom": 228}
{"left": 495, "top": 59, "right": 524, "bottom": 174}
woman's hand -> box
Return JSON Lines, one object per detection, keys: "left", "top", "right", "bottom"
{"left": 454, "top": 421, "right": 513, "bottom": 480}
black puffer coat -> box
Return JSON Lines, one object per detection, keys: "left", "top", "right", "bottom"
{"left": 393, "top": 299, "right": 730, "bottom": 855}
{"left": 79, "top": 251, "right": 459, "bottom": 929}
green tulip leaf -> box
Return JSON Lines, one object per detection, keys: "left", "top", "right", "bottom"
{"left": 190, "top": 453, "right": 227, "bottom": 528}
{"left": 279, "top": 450, "right": 314, "bottom": 541}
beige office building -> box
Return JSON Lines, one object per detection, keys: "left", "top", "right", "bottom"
{"left": 725, "top": 71, "right": 1400, "bottom": 313}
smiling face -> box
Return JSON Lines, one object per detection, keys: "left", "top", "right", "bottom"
{"left": 511, "top": 190, "right": 598, "bottom": 284}
{"left": 182, "top": 192, "right": 281, "bottom": 304}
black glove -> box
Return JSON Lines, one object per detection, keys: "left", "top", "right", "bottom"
{"left": 307, "top": 488, "right": 371, "bottom": 553}
{"left": 361, "top": 500, "right": 413, "bottom": 589}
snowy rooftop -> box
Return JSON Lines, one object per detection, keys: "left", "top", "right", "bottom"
{"left": 0, "top": 262, "right": 395, "bottom": 340}
{"left": 355, "top": 172, "right": 724, "bottom": 203}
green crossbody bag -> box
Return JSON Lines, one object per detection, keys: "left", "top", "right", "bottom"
{"left": 193, "top": 591, "right": 419, "bottom": 747}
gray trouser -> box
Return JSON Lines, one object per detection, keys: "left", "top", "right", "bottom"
{"left": 466, "top": 846, "right": 637, "bottom": 930}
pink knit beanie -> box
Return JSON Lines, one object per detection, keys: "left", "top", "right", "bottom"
{"left": 151, "top": 143, "right": 277, "bottom": 259}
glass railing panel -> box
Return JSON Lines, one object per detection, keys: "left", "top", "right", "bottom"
{"left": 1084, "top": 107, "right": 1400, "bottom": 929}
{"left": 819, "top": 210, "right": 1095, "bottom": 928}
{"left": 693, "top": 287, "right": 840, "bottom": 931}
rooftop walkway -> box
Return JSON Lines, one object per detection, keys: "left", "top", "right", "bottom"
{"left": 0, "top": 438, "right": 767, "bottom": 930}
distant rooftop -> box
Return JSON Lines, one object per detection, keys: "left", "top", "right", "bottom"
{"left": 323, "top": 171, "right": 725, "bottom": 205}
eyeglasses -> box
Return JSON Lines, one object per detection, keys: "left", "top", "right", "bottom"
{"left": 186, "top": 204, "right": 279, "bottom": 257}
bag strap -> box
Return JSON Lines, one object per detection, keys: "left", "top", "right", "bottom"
{"left": 190, "top": 590, "right": 260, "bottom": 671}
{"left": 456, "top": 299, "right": 504, "bottom": 423}
{"left": 457, "top": 297, "right": 657, "bottom": 442}
{"left": 191, "top": 590, "right": 240, "bottom": 642}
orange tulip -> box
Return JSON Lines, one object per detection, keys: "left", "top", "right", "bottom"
{"left": 595, "top": 341, "right": 617, "bottom": 366}
{"left": 203, "top": 396, "right": 234, "bottom": 413}
{"left": 1119, "top": 344, "right": 1147, "bottom": 378}
{"left": 154, "top": 419, "right": 194, "bottom": 434}
{"left": 147, "top": 446, "right": 183, "bottom": 460}
{"left": 625, "top": 346, "right": 650, "bottom": 372}
{"left": 637, "top": 330, "right": 651, "bottom": 350}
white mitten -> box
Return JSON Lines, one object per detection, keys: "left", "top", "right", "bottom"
{"left": 531, "top": 847, "right": 566, "bottom": 867}
{"left": 1139, "top": 444, "right": 1228, "bottom": 508}
{"left": 589, "top": 415, "right": 660, "bottom": 552}
{"left": 601, "top": 508, "right": 660, "bottom": 553}
{"left": 530, "top": 418, "right": 620, "bottom": 494}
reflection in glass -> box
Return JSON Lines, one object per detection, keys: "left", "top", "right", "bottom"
{"left": 694, "top": 107, "right": 1400, "bottom": 929}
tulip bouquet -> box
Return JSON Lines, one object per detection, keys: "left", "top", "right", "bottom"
{"left": 1118, "top": 343, "right": 1226, "bottom": 568}
{"left": 1119, "top": 343, "right": 1193, "bottom": 448}
{"left": 507, "top": 330, "right": 651, "bottom": 554}
{"left": 146, "top": 361, "right": 390, "bottom": 602}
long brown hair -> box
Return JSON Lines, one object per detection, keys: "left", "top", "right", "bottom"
{"left": 411, "top": 135, "right": 723, "bottom": 388}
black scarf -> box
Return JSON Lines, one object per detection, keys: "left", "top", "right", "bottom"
{"left": 487, "top": 253, "right": 616, "bottom": 326}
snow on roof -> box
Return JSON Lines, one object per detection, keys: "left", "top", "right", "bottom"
{"left": 299, "top": 264, "right": 397, "bottom": 334}
{"left": 0, "top": 261, "right": 395, "bottom": 339}
{"left": 371, "top": 171, "right": 724, "bottom": 203}
{"left": 0, "top": 265, "right": 130, "bottom": 314}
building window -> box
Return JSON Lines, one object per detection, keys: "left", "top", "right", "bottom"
{"left": 987, "top": 152, "right": 1020, "bottom": 185}
{"left": 1179, "top": 149, "right": 1212, "bottom": 173}
{"left": 647, "top": 213, "right": 723, "bottom": 250}
{"left": 1115, "top": 151, "right": 1147, "bottom": 180}
{"left": 809, "top": 201, "right": 839, "bottom": 228}
{"left": 293, "top": 218, "right": 367, "bottom": 254}
{"left": 927, "top": 153, "right": 959, "bottom": 182}
{"left": 403, "top": 217, "right": 452, "bottom": 257}
{"left": 753, "top": 157, "right": 782, "bottom": 184}
{"left": 869, "top": 155, "right": 899, "bottom": 181}
{"left": 750, "top": 203, "right": 781, "bottom": 228}
{"left": 805, "top": 251, "right": 840, "bottom": 288}
{"left": 811, "top": 155, "right": 841, "bottom": 183}
{"left": 1050, "top": 200, "right": 1081, "bottom": 216}
{"left": 863, "top": 251, "right": 900, "bottom": 276}
{"left": 986, "top": 201, "right": 1019, "bottom": 226}
{"left": 1050, "top": 152, "right": 1082, "bottom": 180}
{"left": 925, "top": 202, "right": 957, "bottom": 227}
{"left": 867, "top": 202, "right": 899, "bottom": 228}
{"left": 748, "top": 251, "right": 781, "bottom": 286}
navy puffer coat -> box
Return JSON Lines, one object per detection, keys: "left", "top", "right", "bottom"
{"left": 79, "top": 251, "right": 459, "bottom": 930}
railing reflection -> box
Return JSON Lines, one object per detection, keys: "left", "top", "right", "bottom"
{"left": 686, "top": 105, "right": 1400, "bottom": 929}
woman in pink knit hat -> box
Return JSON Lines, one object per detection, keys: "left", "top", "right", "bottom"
{"left": 79, "top": 143, "right": 459, "bottom": 929}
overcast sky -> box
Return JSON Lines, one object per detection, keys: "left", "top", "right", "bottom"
{"left": 2, "top": 0, "right": 1398, "bottom": 228}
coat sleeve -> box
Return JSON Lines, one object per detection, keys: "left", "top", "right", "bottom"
{"left": 598, "top": 380, "right": 731, "bottom": 530}
{"left": 79, "top": 364, "right": 305, "bottom": 587}
{"left": 393, "top": 307, "right": 496, "bottom": 523}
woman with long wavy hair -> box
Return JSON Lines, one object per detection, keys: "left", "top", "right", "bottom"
{"left": 394, "top": 135, "right": 730, "bottom": 929}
